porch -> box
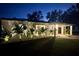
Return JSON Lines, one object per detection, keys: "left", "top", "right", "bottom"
{"left": 35, "top": 23, "right": 73, "bottom": 37}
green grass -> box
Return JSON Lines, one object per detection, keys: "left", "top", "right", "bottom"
{"left": 1, "top": 37, "right": 79, "bottom": 56}
{"left": 52, "top": 38, "right": 79, "bottom": 55}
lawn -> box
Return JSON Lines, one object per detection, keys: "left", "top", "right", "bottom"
{"left": 0, "top": 37, "right": 79, "bottom": 56}
{"left": 52, "top": 38, "right": 79, "bottom": 56}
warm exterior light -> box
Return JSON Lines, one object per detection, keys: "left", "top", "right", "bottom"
{"left": 1, "top": 19, "right": 73, "bottom": 40}
{"left": 4, "top": 35, "right": 9, "bottom": 42}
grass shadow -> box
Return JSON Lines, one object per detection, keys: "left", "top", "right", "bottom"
{"left": 0, "top": 37, "right": 55, "bottom": 56}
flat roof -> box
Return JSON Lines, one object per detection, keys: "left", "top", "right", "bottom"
{"left": 0, "top": 18, "right": 73, "bottom": 25}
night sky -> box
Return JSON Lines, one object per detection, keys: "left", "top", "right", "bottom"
{"left": 0, "top": 3, "right": 75, "bottom": 21}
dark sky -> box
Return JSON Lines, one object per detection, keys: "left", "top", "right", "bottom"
{"left": 0, "top": 3, "right": 75, "bottom": 21}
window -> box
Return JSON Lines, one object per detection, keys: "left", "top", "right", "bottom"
{"left": 66, "top": 26, "right": 70, "bottom": 34}
{"left": 58, "top": 27, "right": 61, "bottom": 34}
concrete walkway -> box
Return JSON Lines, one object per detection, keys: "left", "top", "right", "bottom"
{"left": 57, "top": 35, "right": 79, "bottom": 39}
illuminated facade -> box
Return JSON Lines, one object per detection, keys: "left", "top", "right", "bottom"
{"left": 1, "top": 19, "right": 73, "bottom": 38}
{"left": 35, "top": 22, "right": 72, "bottom": 37}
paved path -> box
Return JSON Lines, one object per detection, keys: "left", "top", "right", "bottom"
{"left": 57, "top": 35, "right": 79, "bottom": 39}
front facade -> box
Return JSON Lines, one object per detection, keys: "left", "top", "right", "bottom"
{"left": 35, "top": 22, "right": 72, "bottom": 37}
{"left": 1, "top": 19, "right": 73, "bottom": 38}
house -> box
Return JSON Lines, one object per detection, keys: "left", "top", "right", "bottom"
{"left": 0, "top": 18, "right": 73, "bottom": 38}
{"left": 35, "top": 22, "right": 72, "bottom": 37}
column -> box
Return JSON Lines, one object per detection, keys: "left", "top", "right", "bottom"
{"left": 62, "top": 26, "right": 64, "bottom": 35}
{"left": 70, "top": 26, "right": 72, "bottom": 35}
{"left": 55, "top": 24, "right": 58, "bottom": 35}
{"left": 36, "top": 25, "right": 38, "bottom": 30}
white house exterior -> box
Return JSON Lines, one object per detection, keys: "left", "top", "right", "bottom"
{"left": 1, "top": 19, "right": 73, "bottom": 38}
{"left": 35, "top": 22, "right": 72, "bottom": 37}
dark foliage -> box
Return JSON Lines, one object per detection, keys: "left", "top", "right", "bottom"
{"left": 46, "top": 9, "right": 63, "bottom": 22}
{"left": 27, "top": 11, "right": 43, "bottom": 22}
{"left": 62, "top": 4, "right": 79, "bottom": 35}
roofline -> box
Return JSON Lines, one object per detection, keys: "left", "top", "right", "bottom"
{"left": 0, "top": 18, "right": 73, "bottom": 25}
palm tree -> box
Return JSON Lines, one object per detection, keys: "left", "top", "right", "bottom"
{"left": 40, "top": 27, "right": 47, "bottom": 37}
{"left": 30, "top": 28, "right": 35, "bottom": 38}
{"left": 1, "top": 25, "right": 10, "bottom": 42}
{"left": 12, "top": 24, "right": 23, "bottom": 39}
{"left": 22, "top": 24, "right": 27, "bottom": 37}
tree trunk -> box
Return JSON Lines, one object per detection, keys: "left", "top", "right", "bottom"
{"left": 23, "top": 30, "right": 27, "bottom": 37}
{"left": 31, "top": 35, "right": 33, "bottom": 38}
{"left": 19, "top": 34, "right": 22, "bottom": 40}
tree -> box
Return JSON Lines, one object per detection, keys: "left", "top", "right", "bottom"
{"left": 40, "top": 27, "right": 47, "bottom": 36}
{"left": 62, "top": 4, "right": 79, "bottom": 25}
{"left": 12, "top": 24, "right": 24, "bottom": 39}
{"left": 0, "top": 25, "right": 10, "bottom": 42}
{"left": 62, "top": 4, "right": 79, "bottom": 35}
{"left": 46, "top": 9, "right": 63, "bottom": 22}
{"left": 63, "top": 4, "right": 79, "bottom": 23}
{"left": 27, "top": 11, "right": 43, "bottom": 22}
{"left": 30, "top": 28, "right": 35, "bottom": 38}
{"left": 22, "top": 24, "right": 27, "bottom": 37}
{"left": 40, "top": 27, "right": 45, "bottom": 33}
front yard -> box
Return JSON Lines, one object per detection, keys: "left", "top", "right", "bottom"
{"left": 0, "top": 37, "right": 79, "bottom": 56}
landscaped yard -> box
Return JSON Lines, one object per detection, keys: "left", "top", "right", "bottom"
{"left": 0, "top": 37, "right": 79, "bottom": 56}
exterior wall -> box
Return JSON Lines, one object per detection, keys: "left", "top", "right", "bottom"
{"left": 35, "top": 23, "right": 72, "bottom": 36}
{"left": 1, "top": 19, "right": 72, "bottom": 37}
{"left": 1, "top": 20, "right": 14, "bottom": 32}
{"left": 36, "top": 25, "right": 45, "bottom": 30}
{"left": 1, "top": 20, "right": 23, "bottom": 33}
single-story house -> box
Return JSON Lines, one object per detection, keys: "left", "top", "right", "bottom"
{"left": 0, "top": 18, "right": 73, "bottom": 37}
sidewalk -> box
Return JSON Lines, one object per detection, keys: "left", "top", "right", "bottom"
{"left": 57, "top": 35, "right": 79, "bottom": 39}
